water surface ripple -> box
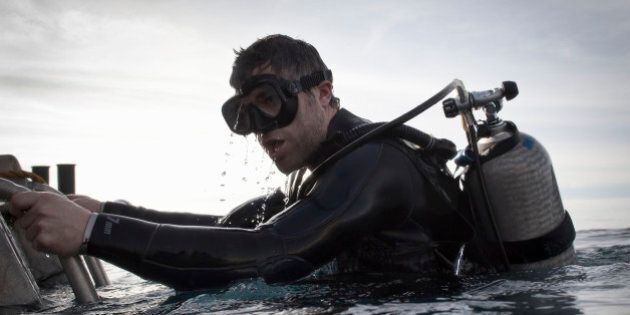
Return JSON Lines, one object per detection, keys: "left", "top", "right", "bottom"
{"left": 4, "top": 228, "right": 629, "bottom": 314}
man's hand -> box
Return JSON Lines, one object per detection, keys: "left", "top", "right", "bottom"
{"left": 68, "top": 194, "right": 103, "bottom": 213}
{"left": 9, "top": 191, "right": 91, "bottom": 257}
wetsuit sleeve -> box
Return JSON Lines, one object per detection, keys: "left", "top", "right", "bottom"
{"left": 100, "top": 188, "right": 286, "bottom": 227}
{"left": 219, "top": 188, "right": 287, "bottom": 228}
{"left": 102, "top": 202, "right": 222, "bottom": 226}
{"left": 86, "top": 142, "right": 418, "bottom": 289}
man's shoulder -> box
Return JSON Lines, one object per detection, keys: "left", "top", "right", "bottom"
{"left": 342, "top": 137, "right": 414, "bottom": 166}
{"left": 321, "top": 141, "right": 387, "bottom": 179}
{"left": 317, "top": 139, "right": 418, "bottom": 193}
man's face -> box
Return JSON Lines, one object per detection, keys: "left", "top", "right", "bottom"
{"left": 247, "top": 67, "right": 332, "bottom": 174}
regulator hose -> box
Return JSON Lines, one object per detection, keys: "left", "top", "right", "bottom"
{"left": 298, "top": 79, "right": 464, "bottom": 198}
{"left": 340, "top": 123, "right": 457, "bottom": 164}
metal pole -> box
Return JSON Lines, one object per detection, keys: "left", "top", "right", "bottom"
{"left": 31, "top": 166, "right": 49, "bottom": 184}
{"left": 57, "top": 164, "right": 110, "bottom": 287}
{"left": 56, "top": 164, "right": 75, "bottom": 195}
{"left": 59, "top": 256, "right": 99, "bottom": 304}
{"left": 83, "top": 256, "right": 110, "bottom": 287}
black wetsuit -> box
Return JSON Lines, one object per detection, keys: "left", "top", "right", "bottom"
{"left": 86, "top": 109, "right": 470, "bottom": 289}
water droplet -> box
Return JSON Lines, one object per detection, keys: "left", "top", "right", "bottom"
{"left": 219, "top": 198, "right": 226, "bottom": 202}
{"left": 241, "top": 177, "right": 247, "bottom": 182}
{"left": 221, "top": 171, "right": 226, "bottom": 176}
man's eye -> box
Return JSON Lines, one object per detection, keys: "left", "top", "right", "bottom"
{"left": 260, "top": 95, "right": 270, "bottom": 102}
{"left": 258, "top": 95, "right": 276, "bottom": 107}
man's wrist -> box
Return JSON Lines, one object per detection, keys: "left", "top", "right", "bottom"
{"left": 79, "top": 213, "right": 99, "bottom": 254}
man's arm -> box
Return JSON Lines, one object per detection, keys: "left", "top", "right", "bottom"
{"left": 101, "top": 202, "right": 222, "bottom": 226}
{"left": 219, "top": 188, "right": 286, "bottom": 228}
{"left": 70, "top": 189, "right": 285, "bottom": 227}
{"left": 84, "top": 141, "right": 419, "bottom": 289}
{"left": 68, "top": 194, "right": 224, "bottom": 226}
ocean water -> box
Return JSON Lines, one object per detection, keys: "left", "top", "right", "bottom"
{"left": 4, "top": 228, "right": 629, "bottom": 314}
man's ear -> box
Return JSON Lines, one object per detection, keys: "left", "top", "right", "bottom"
{"left": 316, "top": 81, "right": 333, "bottom": 108}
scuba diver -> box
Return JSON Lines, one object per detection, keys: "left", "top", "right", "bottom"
{"left": 7, "top": 34, "right": 574, "bottom": 290}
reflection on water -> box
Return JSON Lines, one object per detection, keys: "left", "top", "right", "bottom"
{"left": 3, "top": 228, "right": 629, "bottom": 314}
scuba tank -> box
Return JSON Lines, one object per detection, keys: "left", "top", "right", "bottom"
{"left": 444, "top": 81, "right": 576, "bottom": 271}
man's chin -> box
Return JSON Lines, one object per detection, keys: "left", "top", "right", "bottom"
{"left": 275, "top": 164, "right": 294, "bottom": 175}
{"left": 273, "top": 159, "right": 298, "bottom": 175}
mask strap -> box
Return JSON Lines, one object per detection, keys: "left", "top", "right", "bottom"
{"left": 298, "top": 69, "right": 333, "bottom": 91}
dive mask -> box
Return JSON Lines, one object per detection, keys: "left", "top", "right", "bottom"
{"left": 222, "top": 69, "right": 333, "bottom": 135}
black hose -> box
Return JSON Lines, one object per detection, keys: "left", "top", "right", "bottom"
{"left": 340, "top": 123, "right": 456, "bottom": 163}
{"left": 298, "top": 80, "right": 463, "bottom": 198}
{"left": 467, "top": 125, "right": 511, "bottom": 272}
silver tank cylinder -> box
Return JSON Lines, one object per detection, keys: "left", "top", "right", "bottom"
{"left": 466, "top": 122, "right": 576, "bottom": 270}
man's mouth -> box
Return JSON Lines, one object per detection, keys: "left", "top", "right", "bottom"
{"left": 263, "top": 139, "right": 285, "bottom": 159}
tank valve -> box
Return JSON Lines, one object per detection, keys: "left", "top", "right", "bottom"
{"left": 441, "top": 81, "right": 519, "bottom": 119}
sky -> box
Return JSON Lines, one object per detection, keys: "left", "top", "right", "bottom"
{"left": 1, "top": 0, "right": 629, "bottom": 230}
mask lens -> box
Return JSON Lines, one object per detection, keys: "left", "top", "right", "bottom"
{"left": 246, "top": 84, "right": 282, "bottom": 117}
{"left": 222, "top": 95, "right": 252, "bottom": 135}
{"left": 232, "top": 102, "right": 252, "bottom": 134}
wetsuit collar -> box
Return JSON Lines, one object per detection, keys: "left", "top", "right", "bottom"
{"left": 326, "top": 108, "right": 371, "bottom": 138}
{"left": 307, "top": 108, "right": 371, "bottom": 168}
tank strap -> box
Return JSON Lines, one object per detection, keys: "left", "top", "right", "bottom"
{"left": 495, "top": 211, "right": 576, "bottom": 264}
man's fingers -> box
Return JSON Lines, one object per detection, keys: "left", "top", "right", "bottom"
{"left": 9, "top": 191, "right": 40, "bottom": 218}
{"left": 25, "top": 221, "right": 42, "bottom": 242}
{"left": 67, "top": 194, "right": 84, "bottom": 200}
{"left": 7, "top": 191, "right": 86, "bottom": 257}
{"left": 35, "top": 229, "right": 55, "bottom": 252}
{"left": 32, "top": 239, "right": 49, "bottom": 254}
{"left": 68, "top": 195, "right": 102, "bottom": 212}
{"left": 16, "top": 209, "right": 39, "bottom": 230}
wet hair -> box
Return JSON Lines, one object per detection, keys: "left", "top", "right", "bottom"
{"left": 230, "top": 34, "right": 340, "bottom": 109}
